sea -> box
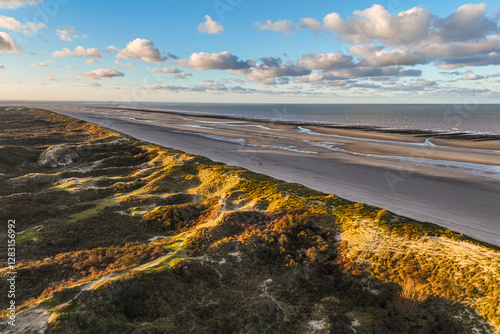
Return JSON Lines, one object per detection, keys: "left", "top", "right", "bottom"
{"left": 3, "top": 102, "right": 500, "bottom": 135}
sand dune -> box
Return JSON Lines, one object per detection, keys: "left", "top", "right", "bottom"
{"left": 46, "top": 106, "right": 500, "bottom": 247}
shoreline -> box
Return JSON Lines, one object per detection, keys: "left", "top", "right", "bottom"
{"left": 36, "top": 104, "right": 500, "bottom": 247}
{"left": 98, "top": 105, "right": 500, "bottom": 143}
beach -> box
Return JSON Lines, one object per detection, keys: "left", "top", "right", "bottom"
{"left": 40, "top": 105, "right": 500, "bottom": 246}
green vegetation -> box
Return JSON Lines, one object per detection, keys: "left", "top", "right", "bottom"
{"left": 0, "top": 106, "right": 498, "bottom": 333}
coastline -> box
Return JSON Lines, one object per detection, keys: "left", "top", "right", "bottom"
{"left": 38, "top": 104, "right": 500, "bottom": 247}
{"left": 0, "top": 106, "right": 499, "bottom": 334}
{"left": 99, "top": 105, "right": 500, "bottom": 142}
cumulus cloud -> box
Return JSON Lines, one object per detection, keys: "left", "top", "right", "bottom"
{"left": 150, "top": 67, "right": 191, "bottom": 79}
{"left": 79, "top": 68, "right": 124, "bottom": 80}
{"left": 0, "top": 32, "right": 21, "bottom": 53}
{"left": 56, "top": 27, "right": 87, "bottom": 42}
{"left": 177, "top": 51, "right": 252, "bottom": 70}
{"left": 198, "top": 15, "right": 224, "bottom": 34}
{"left": 175, "top": 71, "right": 192, "bottom": 79}
{"left": 255, "top": 4, "right": 500, "bottom": 72}
{"left": 462, "top": 73, "right": 485, "bottom": 80}
{"left": 31, "top": 60, "right": 50, "bottom": 67}
{"left": 359, "top": 49, "right": 426, "bottom": 67}
{"left": 299, "top": 18, "right": 323, "bottom": 32}
{"left": 348, "top": 43, "right": 383, "bottom": 55}
{"left": 411, "top": 79, "right": 437, "bottom": 87}
{"left": 0, "top": 16, "right": 46, "bottom": 33}
{"left": 436, "top": 53, "right": 500, "bottom": 69}
{"left": 150, "top": 67, "right": 182, "bottom": 74}
{"left": 255, "top": 19, "right": 298, "bottom": 34}
{"left": 322, "top": 5, "right": 433, "bottom": 45}
{"left": 178, "top": 50, "right": 428, "bottom": 86}
{"left": 317, "top": 4, "right": 498, "bottom": 46}
{"left": 84, "top": 59, "right": 98, "bottom": 64}
{"left": 104, "top": 45, "right": 119, "bottom": 53}
{"left": 413, "top": 36, "right": 500, "bottom": 59}
{"left": 298, "top": 52, "right": 354, "bottom": 70}
{"left": 0, "top": 0, "right": 41, "bottom": 9}
{"left": 53, "top": 46, "right": 102, "bottom": 59}
{"left": 295, "top": 66, "right": 420, "bottom": 85}
{"left": 255, "top": 18, "right": 327, "bottom": 34}
{"left": 117, "top": 38, "right": 167, "bottom": 63}
{"left": 238, "top": 59, "right": 311, "bottom": 85}
{"left": 432, "top": 3, "right": 497, "bottom": 43}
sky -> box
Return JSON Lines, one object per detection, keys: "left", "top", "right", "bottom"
{"left": 0, "top": 0, "right": 500, "bottom": 103}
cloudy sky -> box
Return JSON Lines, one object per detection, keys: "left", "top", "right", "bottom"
{"left": 0, "top": 0, "right": 499, "bottom": 103}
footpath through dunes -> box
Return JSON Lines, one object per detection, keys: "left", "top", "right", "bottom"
{"left": 0, "top": 106, "right": 499, "bottom": 334}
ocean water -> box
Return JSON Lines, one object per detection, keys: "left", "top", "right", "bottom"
{"left": 106, "top": 103, "right": 500, "bottom": 135}
{"left": 3, "top": 102, "right": 500, "bottom": 135}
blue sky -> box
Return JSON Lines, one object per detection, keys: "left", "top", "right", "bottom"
{"left": 0, "top": 0, "right": 499, "bottom": 103}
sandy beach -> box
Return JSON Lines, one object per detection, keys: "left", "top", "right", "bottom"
{"left": 40, "top": 105, "right": 500, "bottom": 247}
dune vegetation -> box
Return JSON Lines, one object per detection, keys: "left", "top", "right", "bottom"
{"left": 0, "top": 107, "right": 499, "bottom": 334}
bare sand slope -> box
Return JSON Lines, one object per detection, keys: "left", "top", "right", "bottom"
{"left": 49, "top": 107, "right": 500, "bottom": 247}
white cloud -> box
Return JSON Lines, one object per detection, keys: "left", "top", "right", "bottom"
{"left": 295, "top": 66, "right": 421, "bottom": 85}
{"left": 105, "top": 45, "right": 119, "bottom": 53}
{"left": 413, "top": 36, "right": 500, "bottom": 59}
{"left": 53, "top": 46, "right": 102, "bottom": 59}
{"left": 0, "top": 0, "right": 41, "bottom": 9}
{"left": 56, "top": 27, "right": 87, "bottom": 42}
{"left": 117, "top": 38, "right": 166, "bottom": 63}
{"left": 79, "top": 68, "right": 125, "bottom": 80}
{"left": 298, "top": 52, "right": 354, "bottom": 70}
{"left": 31, "top": 60, "right": 50, "bottom": 67}
{"left": 241, "top": 63, "right": 310, "bottom": 85}
{"left": 322, "top": 5, "right": 432, "bottom": 45}
{"left": 299, "top": 18, "right": 323, "bottom": 32}
{"left": 254, "top": 4, "right": 500, "bottom": 72}
{"left": 198, "top": 15, "right": 224, "bottom": 34}
{"left": 175, "top": 71, "right": 192, "bottom": 79}
{"left": 66, "top": 66, "right": 74, "bottom": 70}
{"left": 46, "top": 74, "right": 58, "bottom": 81}
{"left": 411, "top": 79, "right": 437, "bottom": 87}
{"left": 0, "top": 32, "right": 21, "bottom": 53}
{"left": 359, "top": 49, "right": 426, "bottom": 67}
{"left": 228, "top": 57, "right": 310, "bottom": 85}
{"left": 320, "top": 4, "right": 496, "bottom": 46}
{"left": 433, "top": 3, "right": 497, "bottom": 43}
{"left": 84, "top": 59, "right": 98, "bottom": 64}
{"left": 149, "top": 67, "right": 191, "bottom": 79}
{"left": 150, "top": 67, "right": 182, "bottom": 74}
{"left": 0, "top": 16, "right": 46, "bottom": 33}
{"left": 348, "top": 43, "right": 383, "bottom": 55}
{"left": 177, "top": 51, "right": 252, "bottom": 70}
{"left": 437, "top": 53, "right": 500, "bottom": 69}
{"left": 255, "top": 19, "right": 298, "bottom": 34}
{"left": 0, "top": 64, "right": 5, "bottom": 69}
{"left": 462, "top": 73, "right": 485, "bottom": 80}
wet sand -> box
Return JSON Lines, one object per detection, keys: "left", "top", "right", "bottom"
{"left": 42, "top": 106, "right": 500, "bottom": 246}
